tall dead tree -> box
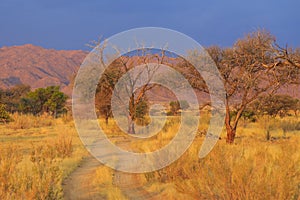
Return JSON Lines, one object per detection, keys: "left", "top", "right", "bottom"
{"left": 95, "top": 47, "right": 166, "bottom": 134}
{"left": 112, "top": 50, "right": 165, "bottom": 134}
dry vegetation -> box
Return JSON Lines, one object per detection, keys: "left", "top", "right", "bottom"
{"left": 93, "top": 166, "right": 127, "bottom": 199}
{"left": 1, "top": 113, "right": 300, "bottom": 199}
{"left": 0, "top": 113, "right": 87, "bottom": 200}
{"left": 93, "top": 114, "right": 300, "bottom": 200}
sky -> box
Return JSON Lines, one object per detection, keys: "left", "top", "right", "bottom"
{"left": 1, "top": 0, "right": 300, "bottom": 50}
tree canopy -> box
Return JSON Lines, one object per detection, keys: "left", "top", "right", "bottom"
{"left": 20, "top": 86, "right": 68, "bottom": 117}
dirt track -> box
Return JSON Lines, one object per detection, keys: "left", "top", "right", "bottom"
{"left": 63, "top": 140, "right": 159, "bottom": 200}
{"left": 62, "top": 155, "right": 106, "bottom": 200}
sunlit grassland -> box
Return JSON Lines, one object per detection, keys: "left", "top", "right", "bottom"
{"left": 1, "top": 113, "right": 300, "bottom": 199}
{"left": 0, "top": 114, "right": 87, "bottom": 200}
{"left": 94, "top": 114, "right": 300, "bottom": 200}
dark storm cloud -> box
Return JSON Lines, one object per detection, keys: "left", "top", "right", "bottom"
{"left": 0, "top": 0, "right": 299, "bottom": 49}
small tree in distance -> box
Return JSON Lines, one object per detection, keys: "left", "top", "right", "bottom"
{"left": 20, "top": 86, "right": 67, "bottom": 117}
{"left": 169, "top": 101, "right": 180, "bottom": 115}
{"left": 254, "top": 94, "right": 300, "bottom": 118}
{"left": 0, "top": 84, "right": 30, "bottom": 113}
{"left": 169, "top": 100, "right": 190, "bottom": 116}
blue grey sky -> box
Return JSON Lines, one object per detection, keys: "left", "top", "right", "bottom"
{"left": 1, "top": 0, "right": 299, "bottom": 50}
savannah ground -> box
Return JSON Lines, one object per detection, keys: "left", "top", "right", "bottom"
{"left": 0, "top": 113, "right": 87, "bottom": 199}
{"left": 0, "top": 113, "right": 300, "bottom": 199}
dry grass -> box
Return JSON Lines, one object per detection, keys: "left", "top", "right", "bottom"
{"left": 0, "top": 113, "right": 87, "bottom": 199}
{"left": 1, "top": 113, "right": 300, "bottom": 199}
{"left": 138, "top": 116, "right": 300, "bottom": 199}
{"left": 93, "top": 166, "right": 127, "bottom": 199}
{"left": 94, "top": 115, "right": 300, "bottom": 199}
{"left": 6, "top": 113, "right": 55, "bottom": 130}
{"left": 0, "top": 141, "right": 63, "bottom": 199}
{"left": 168, "top": 137, "right": 300, "bottom": 199}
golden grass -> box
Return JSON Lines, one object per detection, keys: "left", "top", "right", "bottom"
{"left": 1, "top": 113, "right": 300, "bottom": 199}
{"left": 93, "top": 166, "right": 127, "bottom": 199}
{"left": 6, "top": 113, "right": 55, "bottom": 130}
{"left": 168, "top": 137, "right": 300, "bottom": 199}
{"left": 0, "top": 113, "right": 87, "bottom": 199}
{"left": 93, "top": 115, "right": 300, "bottom": 199}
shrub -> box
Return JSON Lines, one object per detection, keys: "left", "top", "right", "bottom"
{"left": 0, "top": 104, "right": 12, "bottom": 123}
{"left": 20, "top": 86, "right": 67, "bottom": 117}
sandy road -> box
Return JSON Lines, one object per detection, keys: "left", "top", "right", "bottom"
{"left": 62, "top": 155, "right": 106, "bottom": 200}
{"left": 63, "top": 138, "right": 159, "bottom": 200}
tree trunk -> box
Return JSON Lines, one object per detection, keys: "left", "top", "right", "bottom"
{"left": 225, "top": 100, "right": 236, "bottom": 144}
{"left": 226, "top": 126, "right": 236, "bottom": 144}
{"left": 105, "top": 115, "right": 109, "bottom": 125}
{"left": 225, "top": 102, "right": 244, "bottom": 143}
{"left": 128, "top": 115, "right": 135, "bottom": 134}
{"left": 266, "top": 130, "right": 271, "bottom": 141}
{"left": 224, "top": 109, "right": 239, "bottom": 144}
{"left": 127, "top": 95, "right": 136, "bottom": 134}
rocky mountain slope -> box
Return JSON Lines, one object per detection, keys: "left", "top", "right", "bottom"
{"left": 0, "top": 44, "right": 87, "bottom": 94}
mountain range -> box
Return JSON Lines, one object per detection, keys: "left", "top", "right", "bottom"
{"left": 0, "top": 44, "right": 298, "bottom": 99}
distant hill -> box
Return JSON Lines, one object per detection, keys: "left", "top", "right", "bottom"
{"left": 0, "top": 44, "right": 87, "bottom": 95}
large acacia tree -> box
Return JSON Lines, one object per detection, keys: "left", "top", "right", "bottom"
{"left": 191, "top": 30, "right": 299, "bottom": 143}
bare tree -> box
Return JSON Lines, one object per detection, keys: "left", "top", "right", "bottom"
{"left": 111, "top": 50, "right": 165, "bottom": 134}
{"left": 92, "top": 45, "right": 167, "bottom": 134}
